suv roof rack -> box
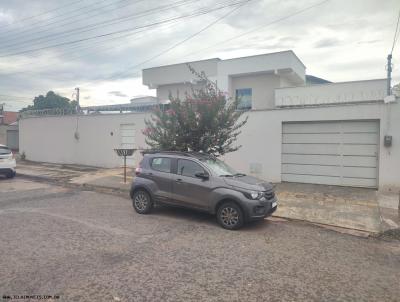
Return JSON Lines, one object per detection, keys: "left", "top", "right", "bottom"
{"left": 141, "top": 150, "right": 192, "bottom": 156}
{"left": 141, "top": 150, "right": 216, "bottom": 160}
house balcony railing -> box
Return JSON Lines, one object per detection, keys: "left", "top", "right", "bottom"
{"left": 275, "top": 79, "right": 387, "bottom": 107}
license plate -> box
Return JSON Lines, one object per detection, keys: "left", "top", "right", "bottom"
{"left": 272, "top": 202, "right": 277, "bottom": 208}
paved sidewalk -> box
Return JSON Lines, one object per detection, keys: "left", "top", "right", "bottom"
{"left": 16, "top": 160, "right": 132, "bottom": 192}
{"left": 274, "top": 183, "right": 398, "bottom": 233}
{"left": 15, "top": 160, "right": 399, "bottom": 234}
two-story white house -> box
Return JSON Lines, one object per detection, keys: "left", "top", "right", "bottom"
{"left": 142, "top": 51, "right": 398, "bottom": 190}
{"left": 19, "top": 50, "right": 399, "bottom": 191}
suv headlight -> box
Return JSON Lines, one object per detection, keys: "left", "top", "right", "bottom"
{"left": 243, "top": 191, "right": 263, "bottom": 200}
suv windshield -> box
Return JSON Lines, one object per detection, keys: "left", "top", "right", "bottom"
{"left": 201, "top": 158, "right": 238, "bottom": 176}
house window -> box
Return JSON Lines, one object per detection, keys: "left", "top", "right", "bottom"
{"left": 236, "top": 88, "right": 252, "bottom": 110}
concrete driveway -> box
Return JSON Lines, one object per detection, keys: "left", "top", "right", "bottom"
{"left": 275, "top": 183, "right": 392, "bottom": 233}
{"left": 1, "top": 178, "right": 400, "bottom": 302}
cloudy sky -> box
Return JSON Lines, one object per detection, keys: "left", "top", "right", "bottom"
{"left": 0, "top": 0, "right": 398, "bottom": 111}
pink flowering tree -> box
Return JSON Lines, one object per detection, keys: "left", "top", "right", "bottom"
{"left": 142, "top": 65, "right": 248, "bottom": 156}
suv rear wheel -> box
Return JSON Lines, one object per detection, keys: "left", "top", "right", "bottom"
{"left": 132, "top": 189, "right": 152, "bottom": 214}
{"left": 217, "top": 202, "right": 244, "bottom": 230}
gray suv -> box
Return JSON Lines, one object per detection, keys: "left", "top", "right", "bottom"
{"left": 130, "top": 151, "right": 277, "bottom": 230}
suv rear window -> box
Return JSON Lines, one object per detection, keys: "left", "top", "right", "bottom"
{"left": 0, "top": 147, "right": 11, "bottom": 155}
{"left": 150, "top": 157, "right": 171, "bottom": 173}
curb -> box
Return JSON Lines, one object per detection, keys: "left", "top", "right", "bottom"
{"left": 80, "top": 183, "right": 130, "bottom": 197}
{"left": 271, "top": 214, "right": 374, "bottom": 237}
{"left": 371, "top": 227, "right": 400, "bottom": 241}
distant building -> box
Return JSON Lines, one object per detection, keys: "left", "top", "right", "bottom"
{"left": 0, "top": 110, "right": 19, "bottom": 150}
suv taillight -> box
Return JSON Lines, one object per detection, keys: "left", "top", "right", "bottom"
{"left": 135, "top": 167, "right": 142, "bottom": 176}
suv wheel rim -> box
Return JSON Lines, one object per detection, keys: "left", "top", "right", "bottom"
{"left": 221, "top": 207, "right": 239, "bottom": 227}
{"left": 134, "top": 192, "right": 148, "bottom": 211}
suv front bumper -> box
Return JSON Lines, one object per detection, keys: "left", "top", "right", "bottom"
{"left": 246, "top": 197, "right": 278, "bottom": 221}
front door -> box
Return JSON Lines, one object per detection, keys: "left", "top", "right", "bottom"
{"left": 171, "top": 159, "right": 211, "bottom": 210}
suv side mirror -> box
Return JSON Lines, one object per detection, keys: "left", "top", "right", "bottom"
{"left": 195, "top": 171, "right": 209, "bottom": 180}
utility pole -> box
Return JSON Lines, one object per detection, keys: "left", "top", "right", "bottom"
{"left": 387, "top": 54, "right": 392, "bottom": 96}
{"left": 75, "top": 87, "right": 80, "bottom": 112}
{"left": 0, "top": 103, "right": 4, "bottom": 122}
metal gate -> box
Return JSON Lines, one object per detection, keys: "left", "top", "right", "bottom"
{"left": 281, "top": 120, "right": 379, "bottom": 188}
{"left": 6, "top": 129, "right": 19, "bottom": 150}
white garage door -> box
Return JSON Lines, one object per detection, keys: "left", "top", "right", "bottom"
{"left": 120, "top": 124, "right": 135, "bottom": 167}
{"left": 282, "top": 120, "right": 379, "bottom": 188}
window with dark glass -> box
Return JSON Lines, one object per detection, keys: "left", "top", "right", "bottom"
{"left": 150, "top": 157, "right": 171, "bottom": 173}
{"left": 177, "top": 159, "right": 205, "bottom": 178}
{"left": 236, "top": 88, "right": 252, "bottom": 110}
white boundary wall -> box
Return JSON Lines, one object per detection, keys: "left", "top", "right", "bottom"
{"left": 20, "top": 102, "right": 400, "bottom": 191}
{"left": 19, "top": 112, "right": 148, "bottom": 168}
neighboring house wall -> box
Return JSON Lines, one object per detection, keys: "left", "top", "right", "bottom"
{"left": 231, "top": 73, "right": 281, "bottom": 110}
{"left": 276, "top": 79, "right": 387, "bottom": 107}
{"left": 0, "top": 125, "right": 7, "bottom": 145}
{"left": 19, "top": 113, "right": 148, "bottom": 168}
{"left": 3, "top": 112, "right": 18, "bottom": 125}
{"left": 19, "top": 102, "right": 400, "bottom": 191}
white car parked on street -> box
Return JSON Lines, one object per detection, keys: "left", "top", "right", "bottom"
{"left": 0, "top": 144, "right": 16, "bottom": 178}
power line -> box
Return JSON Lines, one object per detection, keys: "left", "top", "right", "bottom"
{"left": 0, "top": 0, "right": 85, "bottom": 32}
{"left": 1, "top": 0, "right": 231, "bottom": 77}
{"left": 0, "top": 0, "right": 246, "bottom": 58}
{"left": 0, "top": 0, "right": 197, "bottom": 62}
{"left": 0, "top": 0, "right": 147, "bottom": 48}
{"left": 83, "top": 0, "right": 328, "bottom": 85}
{"left": 0, "top": 0, "right": 193, "bottom": 52}
{"left": 0, "top": 94, "right": 32, "bottom": 100}
{"left": 0, "top": 99, "right": 32, "bottom": 105}
{"left": 0, "top": 0, "right": 112, "bottom": 38}
{"left": 2, "top": 26, "right": 168, "bottom": 77}
{"left": 106, "top": 0, "right": 252, "bottom": 82}
{"left": 3, "top": 20, "right": 184, "bottom": 77}
{"left": 2, "top": 0, "right": 329, "bottom": 95}
{"left": 0, "top": 0, "right": 242, "bottom": 77}
{"left": 181, "top": 0, "right": 330, "bottom": 60}
{"left": 0, "top": 0, "right": 229, "bottom": 59}
{"left": 390, "top": 8, "right": 400, "bottom": 54}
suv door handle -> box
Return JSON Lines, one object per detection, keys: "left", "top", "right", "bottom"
{"left": 175, "top": 178, "right": 183, "bottom": 182}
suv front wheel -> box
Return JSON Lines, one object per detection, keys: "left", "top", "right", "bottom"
{"left": 217, "top": 202, "right": 244, "bottom": 230}
{"left": 132, "top": 189, "right": 152, "bottom": 214}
